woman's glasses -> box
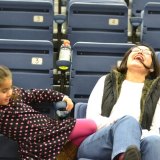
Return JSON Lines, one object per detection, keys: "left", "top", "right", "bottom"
{"left": 132, "top": 47, "right": 152, "bottom": 55}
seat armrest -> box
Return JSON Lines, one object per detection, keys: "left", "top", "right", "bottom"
{"left": 54, "top": 14, "right": 66, "bottom": 25}
{"left": 130, "top": 16, "right": 142, "bottom": 28}
{"left": 74, "top": 103, "right": 87, "bottom": 119}
{"left": 130, "top": 16, "right": 142, "bottom": 43}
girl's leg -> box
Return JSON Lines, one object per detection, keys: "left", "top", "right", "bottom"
{"left": 141, "top": 135, "right": 160, "bottom": 160}
{"left": 69, "top": 119, "right": 97, "bottom": 146}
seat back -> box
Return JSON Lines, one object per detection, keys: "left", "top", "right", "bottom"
{"left": 0, "top": 135, "right": 19, "bottom": 159}
{"left": 69, "top": 42, "right": 134, "bottom": 103}
{"left": 131, "top": 0, "right": 160, "bottom": 17}
{"left": 140, "top": 2, "right": 160, "bottom": 51}
{"left": 67, "top": 0, "right": 128, "bottom": 46}
{"left": 0, "top": 39, "right": 54, "bottom": 89}
{"left": 156, "top": 52, "right": 160, "bottom": 63}
{"left": 0, "top": 0, "right": 53, "bottom": 41}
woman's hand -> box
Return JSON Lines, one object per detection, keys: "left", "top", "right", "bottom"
{"left": 63, "top": 96, "right": 74, "bottom": 111}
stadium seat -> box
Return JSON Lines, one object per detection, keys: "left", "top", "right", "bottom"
{"left": 130, "top": 0, "right": 160, "bottom": 43}
{"left": 0, "top": 39, "right": 54, "bottom": 89}
{"left": 131, "top": 0, "right": 160, "bottom": 17}
{"left": 156, "top": 52, "right": 160, "bottom": 63}
{"left": 69, "top": 42, "right": 134, "bottom": 103}
{"left": 0, "top": 0, "right": 54, "bottom": 41}
{"left": 140, "top": 2, "right": 160, "bottom": 51}
{"left": 67, "top": 0, "right": 128, "bottom": 46}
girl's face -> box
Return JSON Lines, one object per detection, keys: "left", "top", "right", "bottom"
{"left": 0, "top": 78, "right": 13, "bottom": 105}
{"left": 127, "top": 46, "right": 153, "bottom": 74}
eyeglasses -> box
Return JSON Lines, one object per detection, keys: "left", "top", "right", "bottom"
{"left": 132, "top": 47, "right": 152, "bottom": 55}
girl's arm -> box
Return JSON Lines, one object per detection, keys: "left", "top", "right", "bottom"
{"left": 14, "top": 88, "right": 74, "bottom": 111}
{"left": 21, "top": 88, "right": 65, "bottom": 104}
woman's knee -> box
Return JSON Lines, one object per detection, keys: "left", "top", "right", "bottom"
{"left": 141, "top": 135, "right": 160, "bottom": 149}
{"left": 119, "top": 115, "right": 140, "bottom": 127}
{"left": 114, "top": 115, "right": 142, "bottom": 136}
{"left": 121, "top": 115, "right": 138, "bottom": 121}
{"left": 141, "top": 135, "right": 160, "bottom": 159}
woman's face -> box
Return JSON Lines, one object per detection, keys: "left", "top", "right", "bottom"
{"left": 127, "top": 45, "right": 153, "bottom": 74}
{"left": 0, "top": 78, "right": 13, "bottom": 106}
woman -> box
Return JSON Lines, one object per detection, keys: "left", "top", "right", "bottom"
{"left": 77, "top": 43, "right": 160, "bottom": 160}
{"left": 0, "top": 65, "right": 97, "bottom": 160}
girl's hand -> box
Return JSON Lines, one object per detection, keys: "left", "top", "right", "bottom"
{"left": 63, "top": 96, "right": 74, "bottom": 111}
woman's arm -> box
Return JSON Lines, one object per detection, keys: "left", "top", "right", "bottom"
{"left": 86, "top": 75, "right": 115, "bottom": 130}
{"left": 142, "top": 98, "right": 160, "bottom": 138}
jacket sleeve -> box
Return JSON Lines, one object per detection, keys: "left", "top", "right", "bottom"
{"left": 142, "top": 98, "right": 160, "bottom": 138}
{"left": 86, "top": 75, "right": 115, "bottom": 130}
{"left": 21, "top": 88, "right": 65, "bottom": 105}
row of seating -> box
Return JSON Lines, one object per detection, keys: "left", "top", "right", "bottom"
{"left": 66, "top": 0, "right": 160, "bottom": 51}
{"left": 0, "top": 1, "right": 55, "bottom": 159}
{"left": 0, "top": 0, "right": 159, "bottom": 92}
{"left": 0, "top": 0, "right": 55, "bottom": 90}
{"left": 1, "top": 0, "right": 160, "bottom": 49}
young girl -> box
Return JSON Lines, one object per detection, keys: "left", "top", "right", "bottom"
{"left": 0, "top": 65, "right": 97, "bottom": 160}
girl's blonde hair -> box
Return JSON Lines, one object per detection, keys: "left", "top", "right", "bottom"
{"left": 0, "top": 65, "right": 21, "bottom": 101}
{"left": 0, "top": 65, "right": 12, "bottom": 85}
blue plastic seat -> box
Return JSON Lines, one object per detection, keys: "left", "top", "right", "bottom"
{"left": 0, "top": 39, "right": 54, "bottom": 89}
{"left": 131, "top": 0, "right": 160, "bottom": 17}
{"left": 67, "top": 0, "right": 128, "bottom": 46}
{"left": 140, "top": 2, "right": 160, "bottom": 51}
{"left": 0, "top": 0, "right": 54, "bottom": 41}
{"left": 69, "top": 42, "right": 134, "bottom": 103}
{"left": 130, "top": 0, "right": 160, "bottom": 43}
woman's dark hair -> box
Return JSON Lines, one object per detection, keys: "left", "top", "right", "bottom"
{"left": 115, "top": 43, "right": 160, "bottom": 79}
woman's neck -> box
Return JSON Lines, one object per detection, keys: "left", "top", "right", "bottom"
{"left": 126, "top": 71, "right": 146, "bottom": 83}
